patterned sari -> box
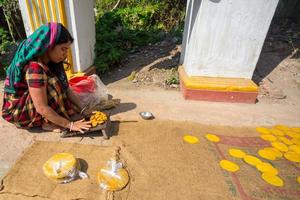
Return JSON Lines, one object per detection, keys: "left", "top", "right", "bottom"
{"left": 2, "top": 23, "right": 74, "bottom": 128}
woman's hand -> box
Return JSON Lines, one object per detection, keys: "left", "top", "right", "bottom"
{"left": 70, "top": 119, "right": 91, "bottom": 133}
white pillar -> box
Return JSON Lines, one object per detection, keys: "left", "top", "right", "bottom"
{"left": 65, "top": 0, "right": 95, "bottom": 72}
{"left": 180, "top": 0, "right": 279, "bottom": 79}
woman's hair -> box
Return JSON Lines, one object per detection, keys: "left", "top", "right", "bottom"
{"left": 48, "top": 23, "right": 73, "bottom": 90}
{"left": 56, "top": 23, "right": 74, "bottom": 44}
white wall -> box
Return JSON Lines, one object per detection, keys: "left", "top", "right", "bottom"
{"left": 18, "top": 0, "right": 33, "bottom": 37}
{"left": 181, "top": 0, "right": 279, "bottom": 79}
{"left": 65, "top": 0, "right": 95, "bottom": 72}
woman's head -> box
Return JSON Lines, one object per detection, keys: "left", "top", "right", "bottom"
{"left": 47, "top": 23, "right": 73, "bottom": 63}
{"left": 4, "top": 23, "right": 74, "bottom": 93}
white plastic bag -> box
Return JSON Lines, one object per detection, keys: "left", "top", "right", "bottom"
{"left": 42, "top": 152, "right": 89, "bottom": 184}
{"left": 69, "top": 74, "right": 108, "bottom": 108}
{"left": 97, "top": 159, "right": 129, "bottom": 191}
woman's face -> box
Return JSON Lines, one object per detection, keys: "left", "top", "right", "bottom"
{"left": 47, "top": 41, "right": 71, "bottom": 63}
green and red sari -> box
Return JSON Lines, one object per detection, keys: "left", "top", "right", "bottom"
{"left": 2, "top": 23, "right": 74, "bottom": 128}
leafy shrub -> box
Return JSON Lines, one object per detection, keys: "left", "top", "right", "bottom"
{"left": 94, "top": 0, "right": 186, "bottom": 73}
{"left": 0, "top": 27, "right": 12, "bottom": 53}
{"left": 166, "top": 68, "right": 179, "bottom": 85}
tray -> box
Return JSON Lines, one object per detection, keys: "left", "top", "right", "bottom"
{"left": 60, "top": 114, "right": 111, "bottom": 139}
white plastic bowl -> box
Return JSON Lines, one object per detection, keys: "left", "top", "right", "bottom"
{"left": 139, "top": 111, "right": 154, "bottom": 120}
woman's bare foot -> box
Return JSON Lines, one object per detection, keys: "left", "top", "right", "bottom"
{"left": 42, "top": 122, "right": 61, "bottom": 133}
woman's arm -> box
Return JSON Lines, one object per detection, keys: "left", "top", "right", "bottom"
{"left": 29, "top": 86, "right": 91, "bottom": 132}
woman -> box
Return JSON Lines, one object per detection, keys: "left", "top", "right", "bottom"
{"left": 2, "top": 22, "right": 91, "bottom": 133}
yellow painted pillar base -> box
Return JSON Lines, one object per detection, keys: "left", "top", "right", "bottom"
{"left": 178, "top": 66, "right": 259, "bottom": 103}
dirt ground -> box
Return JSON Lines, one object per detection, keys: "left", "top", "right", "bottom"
{"left": 101, "top": 36, "right": 182, "bottom": 90}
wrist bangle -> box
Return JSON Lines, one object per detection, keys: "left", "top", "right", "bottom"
{"left": 69, "top": 121, "right": 74, "bottom": 131}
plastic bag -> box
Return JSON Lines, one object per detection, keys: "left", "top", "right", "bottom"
{"left": 97, "top": 159, "right": 129, "bottom": 191}
{"left": 69, "top": 75, "right": 108, "bottom": 108}
{"left": 43, "top": 152, "right": 88, "bottom": 184}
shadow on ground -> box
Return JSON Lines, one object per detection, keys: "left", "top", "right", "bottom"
{"left": 252, "top": 17, "right": 300, "bottom": 84}
{"left": 101, "top": 37, "right": 181, "bottom": 85}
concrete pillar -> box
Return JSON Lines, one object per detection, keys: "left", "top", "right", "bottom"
{"left": 18, "top": 0, "right": 95, "bottom": 74}
{"left": 179, "top": 0, "right": 279, "bottom": 103}
{"left": 64, "top": 0, "right": 95, "bottom": 73}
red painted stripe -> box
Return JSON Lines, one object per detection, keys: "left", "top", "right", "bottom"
{"left": 213, "top": 135, "right": 299, "bottom": 199}
{"left": 180, "top": 81, "right": 258, "bottom": 104}
{"left": 214, "top": 143, "right": 255, "bottom": 200}
{"left": 218, "top": 135, "right": 270, "bottom": 148}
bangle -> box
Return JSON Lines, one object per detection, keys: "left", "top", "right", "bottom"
{"left": 69, "top": 121, "right": 74, "bottom": 131}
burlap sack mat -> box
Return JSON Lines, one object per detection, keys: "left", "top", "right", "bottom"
{"left": 0, "top": 141, "right": 117, "bottom": 200}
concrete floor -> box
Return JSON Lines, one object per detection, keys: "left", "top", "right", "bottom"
{"left": 108, "top": 80, "right": 300, "bottom": 127}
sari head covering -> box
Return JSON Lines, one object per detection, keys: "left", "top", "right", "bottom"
{"left": 4, "top": 22, "right": 69, "bottom": 94}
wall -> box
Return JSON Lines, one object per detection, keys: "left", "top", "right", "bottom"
{"left": 65, "top": 0, "right": 95, "bottom": 72}
{"left": 181, "top": 0, "right": 279, "bottom": 79}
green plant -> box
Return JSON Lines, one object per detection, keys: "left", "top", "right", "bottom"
{"left": 94, "top": 11, "right": 125, "bottom": 73}
{"left": 0, "top": 26, "right": 13, "bottom": 77}
{"left": 166, "top": 69, "right": 179, "bottom": 85}
{"left": 94, "top": 9, "right": 164, "bottom": 73}
{"left": 0, "top": 0, "right": 24, "bottom": 78}
{"left": 0, "top": 53, "right": 9, "bottom": 78}
{"left": 0, "top": 63, "right": 6, "bottom": 78}
{"left": 0, "top": 27, "right": 12, "bottom": 53}
{"left": 0, "top": 0, "right": 23, "bottom": 41}
{"left": 116, "top": 4, "right": 158, "bottom": 31}
{"left": 94, "top": 0, "right": 186, "bottom": 74}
